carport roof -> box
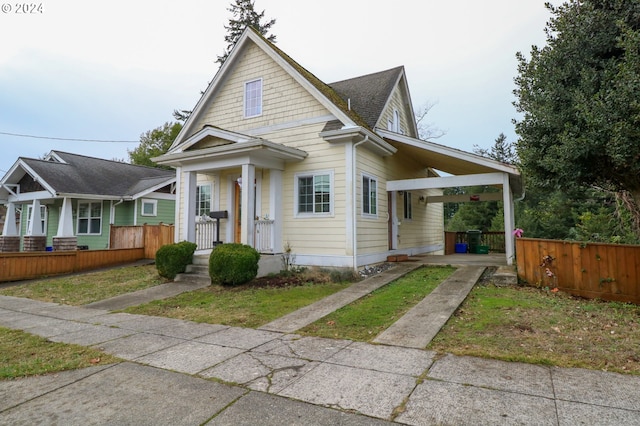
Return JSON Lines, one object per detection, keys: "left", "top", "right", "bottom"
{"left": 376, "top": 128, "right": 523, "bottom": 196}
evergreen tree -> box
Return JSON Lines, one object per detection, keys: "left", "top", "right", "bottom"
{"left": 216, "top": 0, "right": 276, "bottom": 66}
{"left": 514, "top": 0, "right": 640, "bottom": 237}
{"left": 128, "top": 122, "right": 182, "bottom": 169}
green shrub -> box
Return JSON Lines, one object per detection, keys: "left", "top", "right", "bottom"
{"left": 209, "top": 243, "right": 260, "bottom": 286}
{"left": 155, "top": 241, "right": 197, "bottom": 279}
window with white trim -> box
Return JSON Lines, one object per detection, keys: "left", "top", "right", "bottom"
{"left": 296, "top": 171, "right": 333, "bottom": 215}
{"left": 77, "top": 201, "right": 102, "bottom": 235}
{"left": 141, "top": 199, "right": 157, "bottom": 217}
{"left": 196, "top": 185, "right": 212, "bottom": 217}
{"left": 362, "top": 174, "right": 377, "bottom": 216}
{"left": 244, "top": 78, "right": 263, "bottom": 118}
{"left": 26, "top": 205, "right": 47, "bottom": 234}
{"left": 403, "top": 192, "right": 412, "bottom": 220}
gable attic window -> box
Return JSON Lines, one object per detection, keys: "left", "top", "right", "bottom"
{"left": 77, "top": 201, "right": 102, "bottom": 235}
{"left": 244, "top": 78, "right": 263, "bottom": 118}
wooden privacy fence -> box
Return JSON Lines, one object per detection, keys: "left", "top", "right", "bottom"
{"left": 516, "top": 238, "right": 640, "bottom": 304}
{"left": 110, "top": 223, "right": 174, "bottom": 259}
{"left": 0, "top": 248, "right": 145, "bottom": 283}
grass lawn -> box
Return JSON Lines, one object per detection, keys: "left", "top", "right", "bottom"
{"left": 298, "top": 266, "right": 455, "bottom": 341}
{"left": 124, "top": 276, "right": 352, "bottom": 328}
{"left": 428, "top": 282, "right": 640, "bottom": 375}
{"left": 0, "top": 265, "right": 169, "bottom": 306}
{"left": 0, "top": 327, "right": 120, "bottom": 380}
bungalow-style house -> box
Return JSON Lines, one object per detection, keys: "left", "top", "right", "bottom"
{"left": 154, "top": 28, "right": 522, "bottom": 268}
{"left": 0, "top": 151, "right": 176, "bottom": 252}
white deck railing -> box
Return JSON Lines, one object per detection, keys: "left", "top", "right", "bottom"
{"left": 195, "top": 218, "right": 218, "bottom": 250}
{"left": 254, "top": 219, "right": 275, "bottom": 253}
{"left": 195, "top": 218, "right": 275, "bottom": 253}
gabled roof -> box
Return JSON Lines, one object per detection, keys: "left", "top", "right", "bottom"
{"left": 0, "top": 151, "right": 175, "bottom": 200}
{"left": 329, "top": 66, "right": 405, "bottom": 130}
{"left": 170, "top": 27, "right": 391, "bottom": 152}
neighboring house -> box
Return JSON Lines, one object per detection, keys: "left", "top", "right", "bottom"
{"left": 154, "top": 28, "right": 522, "bottom": 267}
{"left": 0, "top": 151, "right": 176, "bottom": 252}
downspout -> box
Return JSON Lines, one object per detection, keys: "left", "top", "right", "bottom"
{"left": 352, "top": 135, "right": 368, "bottom": 270}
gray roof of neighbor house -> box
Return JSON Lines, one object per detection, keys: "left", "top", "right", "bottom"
{"left": 19, "top": 151, "right": 175, "bottom": 198}
{"left": 329, "top": 67, "right": 405, "bottom": 130}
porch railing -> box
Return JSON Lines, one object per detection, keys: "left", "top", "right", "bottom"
{"left": 195, "top": 218, "right": 218, "bottom": 250}
{"left": 195, "top": 218, "right": 275, "bottom": 253}
{"left": 254, "top": 219, "right": 275, "bottom": 253}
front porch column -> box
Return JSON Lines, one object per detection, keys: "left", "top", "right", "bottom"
{"left": 502, "top": 173, "right": 515, "bottom": 265}
{"left": 53, "top": 197, "right": 77, "bottom": 251}
{"left": 269, "top": 169, "right": 283, "bottom": 253}
{"left": 0, "top": 203, "right": 20, "bottom": 252}
{"left": 240, "top": 164, "right": 255, "bottom": 247}
{"left": 183, "top": 171, "right": 197, "bottom": 243}
{"left": 24, "top": 200, "right": 46, "bottom": 252}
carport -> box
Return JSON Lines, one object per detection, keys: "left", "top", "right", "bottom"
{"left": 376, "top": 129, "right": 523, "bottom": 266}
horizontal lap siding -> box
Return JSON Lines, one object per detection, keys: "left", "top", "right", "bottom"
{"left": 356, "top": 149, "right": 388, "bottom": 255}
{"left": 385, "top": 149, "right": 444, "bottom": 250}
{"left": 279, "top": 127, "right": 347, "bottom": 256}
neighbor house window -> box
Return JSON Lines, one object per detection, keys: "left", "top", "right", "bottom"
{"left": 77, "top": 201, "right": 102, "bottom": 234}
{"left": 26, "top": 205, "right": 47, "bottom": 234}
{"left": 244, "top": 78, "right": 263, "bottom": 118}
{"left": 196, "top": 185, "right": 212, "bottom": 216}
{"left": 296, "top": 171, "right": 333, "bottom": 215}
{"left": 141, "top": 199, "right": 157, "bottom": 217}
{"left": 362, "top": 175, "right": 377, "bottom": 216}
{"left": 403, "top": 192, "right": 412, "bottom": 220}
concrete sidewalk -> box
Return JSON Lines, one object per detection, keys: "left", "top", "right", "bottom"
{"left": 1, "top": 296, "right": 639, "bottom": 424}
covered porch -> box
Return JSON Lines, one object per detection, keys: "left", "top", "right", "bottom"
{"left": 377, "top": 129, "right": 523, "bottom": 266}
{"left": 153, "top": 127, "right": 308, "bottom": 253}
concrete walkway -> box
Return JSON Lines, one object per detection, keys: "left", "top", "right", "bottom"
{"left": 1, "top": 259, "right": 639, "bottom": 424}
{"left": 373, "top": 266, "right": 485, "bottom": 348}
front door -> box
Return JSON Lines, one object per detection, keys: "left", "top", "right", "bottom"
{"left": 234, "top": 180, "right": 241, "bottom": 243}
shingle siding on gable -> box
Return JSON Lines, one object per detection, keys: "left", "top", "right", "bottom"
{"left": 380, "top": 86, "right": 415, "bottom": 137}
{"left": 195, "top": 42, "right": 331, "bottom": 135}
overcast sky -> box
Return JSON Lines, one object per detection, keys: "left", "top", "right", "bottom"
{"left": 0, "top": 0, "right": 551, "bottom": 174}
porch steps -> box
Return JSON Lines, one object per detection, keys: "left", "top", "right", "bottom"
{"left": 174, "top": 255, "right": 211, "bottom": 285}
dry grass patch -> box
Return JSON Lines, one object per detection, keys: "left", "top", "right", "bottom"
{"left": 429, "top": 283, "right": 640, "bottom": 375}
{"left": 0, "top": 265, "right": 169, "bottom": 306}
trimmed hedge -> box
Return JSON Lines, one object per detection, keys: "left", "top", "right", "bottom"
{"left": 155, "top": 241, "right": 197, "bottom": 280}
{"left": 209, "top": 243, "right": 260, "bottom": 286}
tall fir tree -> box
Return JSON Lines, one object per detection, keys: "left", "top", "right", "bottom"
{"left": 216, "top": 0, "right": 276, "bottom": 66}
{"left": 174, "top": 1, "right": 277, "bottom": 122}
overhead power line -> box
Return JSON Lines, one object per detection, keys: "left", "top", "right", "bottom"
{"left": 0, "top": 131, "right": 138, "bottom": 143}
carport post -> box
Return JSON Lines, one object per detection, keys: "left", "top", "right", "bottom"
{"left": 502, "top": 173, "right": 515, "bottom": 265}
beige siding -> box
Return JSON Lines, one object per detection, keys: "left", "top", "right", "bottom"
{"left": 194, "top": 42, "right": 330, "bottom": 135}
{"left": 379, "top": 83, "right": 416, "bottom": 138}
{"left": 355, "top": 148, "right": 389, "bottom": 255}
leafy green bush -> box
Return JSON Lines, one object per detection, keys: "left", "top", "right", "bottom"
{"left": 155, "top": 241, "right": 197, "bottom": 279}
{"left": 209, "top": 243, "right": 260, "bottom": 286}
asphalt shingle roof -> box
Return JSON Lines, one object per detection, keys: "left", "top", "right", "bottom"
{"left": 22, "top": 151, "right": 174, "bottom": 198}
{"left": 328, "top": 67, "right": 404, "bottom": 130}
